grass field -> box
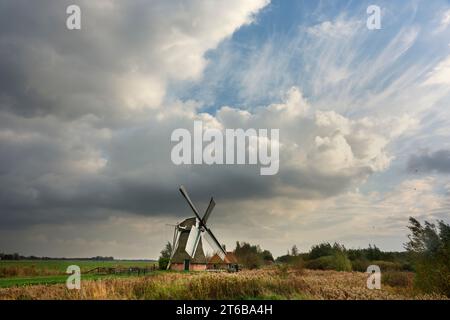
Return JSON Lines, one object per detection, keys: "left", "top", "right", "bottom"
{"left": 0, "top": 260, "right": 157, "bottom": 287}
{"left": 0, "top": 265, "right": 447, "bottom": 300}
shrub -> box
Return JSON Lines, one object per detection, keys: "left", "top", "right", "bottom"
{"left": 351, "top": 259, "right": 409, "bottom": 272}
{"left": 400, "top": 261, "right": 414, "bottom": 272}
{"left": 333, "top": 252, "right": 352, "bottom": 271}
{"left": 351, "top": 259, "right": 370, "bottom": 272}
{"left": 413, "top": 256, "right": 450, "bottom": 295}
{"left": 371, "top": 260, "right": 402, "bottom": 272}
{"left": 158, "top": 257, "right": 170, "bottom": 270}
{"left": 291, "top": 257, "right": 305, "bottom": 275}
{"left": 158, "top": 241, "right": 172, "bottom": 270}
{"left": 275, "top": 263, "right": 289, "bottom": 278}
{"left": 305, "top": 252, "right": 352, "bottom": 272}
{"left": 382, "top": 272, "right": 414, "bottom": 288}
{"left": 234, "top": 242, "right": 273, "bottom": 269}
{"left": 240, "top": 252, "right": 263, "bottom": 269}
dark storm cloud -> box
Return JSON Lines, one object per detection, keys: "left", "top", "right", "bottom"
{"left": 0, "top": 1, "right": 84, "bottom": 117}
{"left": 0, "top": 133, "right": 278, "bottom": 228}
{"left": 0, "top": 0, "right": 272, "bottom": 231}
{"left": 408, "top": 149, "right": 450, "bottom": 174}
{"left": 279, "top": 166, "right": 373, "bottom": 199}
{"left": 0, "top": 0, "right": 176, "bottom": 120}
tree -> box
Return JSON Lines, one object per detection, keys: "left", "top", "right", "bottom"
{"left": 291, "top": 245, "right": 299, "bottom": 256}
{"left": 158, "top": 241, "right": 173, "bottom": 270}
{"left": 309, "top": 242, "right": 346, "bottom": 259}
{"left": 366, "top": 244, "right": 382, "bottom": 261}
{"left": 234, "top": 241, "right": 274, "bottom": 269}
{"left": 309, "top": 243, "right": 334, "bottom": 259}
{"left": 160, "top": 242, "right": 173, "bottom": 259}
{"left": 405, "top": 217, "right": 450, "bottom": 296}
{"left": 261, "top": 250, "right": 274, "bottom": 262}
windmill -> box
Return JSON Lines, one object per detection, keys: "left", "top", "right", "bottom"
{"left": 167, "top": 185, "right": 227, "bottom": 271}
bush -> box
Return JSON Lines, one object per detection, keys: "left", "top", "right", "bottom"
{"left": 275, "top": 263, "right": 289, "bottom": 278}
{"left": 371, "top": 260, "right": 402, "bottom": 272}
{"left": 305, "top": 252, "right": 352, "bottom": 272}
{"left": 351, "top": 259, "right": 370, "bottom": 272}
{"left": 351, "top": 259, "right": 410, "bottom": 272}
{"left": 333, "top": 252, "right": 352, "bottom": 271}
{"left": 291, "top": 257, "right": 305, "bottom": 275}
{"left": 351, "top": 259, "right": 409, "bottom": 272}
{"left": 382, "top": 272, "right": 414, "bottom": 288}
{"left": 414, "top": 256, "right": 450, "bottom": 295}
{"left": 400, "top": 261, "right": 414, "bottom": 272}
{"left": 158, "top": 257, "right": 170, "bottom": 270}
{"left": 158, "top": 241, "right": 172, "bottom": 270}
{"left": 235, "top": 242, "right": 273, "bottom": 269}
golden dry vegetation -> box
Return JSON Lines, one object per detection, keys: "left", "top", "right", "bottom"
{"left": 0, "top": 268, "right": 447, "bottom": 300}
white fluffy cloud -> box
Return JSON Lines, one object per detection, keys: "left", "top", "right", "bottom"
{"left": 218, "top": 88, "right": 414, "bottom": 190}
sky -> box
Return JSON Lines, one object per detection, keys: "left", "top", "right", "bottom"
{"left": 0, "top": 0, "right": 450, "bottom": 259}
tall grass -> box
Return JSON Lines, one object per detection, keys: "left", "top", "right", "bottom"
{"left": 0, "top": 269, "right": 446, "bottom": 300}
{"left": 0, "top": 266, "right": 55, "bottom": 278}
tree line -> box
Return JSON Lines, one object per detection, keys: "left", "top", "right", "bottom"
{"left": 0, "top": 253, "right": 114, "bottom": 261}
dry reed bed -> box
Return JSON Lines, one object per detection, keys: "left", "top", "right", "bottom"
{"left": 0, "top": 269, "right": 446, "bottom": 300}
{"left": 0, "top": 266, "right": 57, "bottom": 278}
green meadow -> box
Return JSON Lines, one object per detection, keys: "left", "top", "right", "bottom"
{"left": 0, "top": 260, "right": 157, "bottom": 288}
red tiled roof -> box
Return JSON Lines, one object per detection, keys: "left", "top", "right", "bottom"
{"left": 208, "top": 252, "right": 238, "bottom": 264}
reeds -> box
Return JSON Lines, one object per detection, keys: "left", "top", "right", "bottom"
{"left": 0, "top": 269, "right": 447, "bottom": 300}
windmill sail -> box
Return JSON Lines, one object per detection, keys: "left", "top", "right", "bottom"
{"left": 203, "top": 229, "right": 226, "bottom": 260}
{"left": 185, "top": 222, "right": 201, "bottom": 257}
{"left": 179, "top": 185, "right": 202, "bottom": 221}
{"left": 172, "top": 228, "right": 181, "bottom": 256}
{"left": 202, "top": 198, "right": 215, "bottom": 224}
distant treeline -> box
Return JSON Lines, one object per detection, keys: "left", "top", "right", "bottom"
{"left": 276, "top": 243, "right": 413, "bottom": 272}
{"left": 0, "top": 253, "right": 115, "bottom": 261}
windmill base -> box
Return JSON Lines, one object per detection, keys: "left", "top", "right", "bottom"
{"left": 170, "top": 263, "right": 207, "bottom": 271}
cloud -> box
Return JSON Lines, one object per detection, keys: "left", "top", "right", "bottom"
{"left": 1, "top": 1, "right": 449, "bottom": 258}
{"left": 408, "top": 149, "right": 450, "bottom": 174}
{"left": 0, "top": 0, "right": 270, "bottom": 228}
{"left": 442, "top": 10, "right": 450, "bottom": 27}
{"left": 184, "top": 4, "right": 450, "bottom": 121}
{"left": 209, "top": 176, "right": 450, "bottom": 254}
{"left": 423, "top": 55, "right": 450, "bottom": 86}
{"left": 434, "top": 9, "right": 450, "bottom": 33}
{"left": 0, "top": 84, "right": 415, "bottom": 231}
{"left": 306, "top": 18, "right": 362, "bottom": 38}
{"left": 0, "top": 0, "right": 268, "bottom": 118}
